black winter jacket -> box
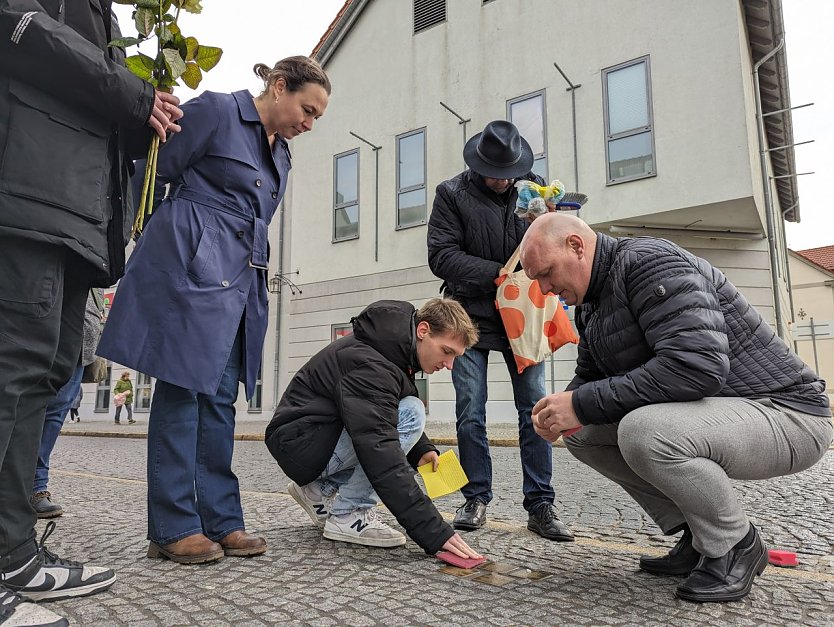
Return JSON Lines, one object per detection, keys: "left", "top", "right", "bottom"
{"left": 265, "top": 300, "right": 454, "bottom": 554}
{"left": 0, "top": 0, "right": 154, "bottom": 285}
{"left": 570, "top": 234, "right": 831, "bottom": 424}
{"left": 427, "top": 170, "right": 544, "bottom": 350}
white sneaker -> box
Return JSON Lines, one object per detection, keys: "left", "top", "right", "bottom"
{"left": 287, "top": 481, "right": 331, "bottom": 529}
{"left": 1, "top": 523, "right": 115, "bottom": 602}
{"left": 0, "top": 586, "right": 68, "bottom": 626}
{"left": 323, "top": 509, "right": 406, "bottom": 548}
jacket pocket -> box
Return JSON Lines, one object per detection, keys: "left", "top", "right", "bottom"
{"left": 187, "top": 223, "right": 220, "bottom": 281}
{"left": 0, "top": 80, "right": 110, "bottom": 222}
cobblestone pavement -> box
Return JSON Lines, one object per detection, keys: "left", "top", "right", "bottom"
{"left": 35, "top": 437, "right": 834, "bottom": 626}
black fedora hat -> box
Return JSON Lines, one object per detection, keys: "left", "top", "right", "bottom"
{"left": 463, "top": 120, "right": 534, "bottom": 179}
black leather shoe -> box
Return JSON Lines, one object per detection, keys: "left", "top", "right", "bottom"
{"left": 675, "top": 524, "right": 768, "bottom": 603}
{"left": 640, "top": 528, "right": 700, "bottom": 576}
{"left": 453, "top": 499, "right": 487, "bottom": 531}
{"left": 527, "top": 504, "right": 574, "bottom": 542}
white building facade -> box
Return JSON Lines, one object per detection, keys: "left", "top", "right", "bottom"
{"left": 86, "top": 0, "right": 804, "bottom": 423}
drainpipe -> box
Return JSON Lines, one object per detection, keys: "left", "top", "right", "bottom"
{"left": 782, "top": 201, "right": 799, "bottom": 351}
{"left": 272, "top": 198, "right": 287, "bottom": 409}
{"left": 752, "top": 39, "right": 785, "bottom": 339}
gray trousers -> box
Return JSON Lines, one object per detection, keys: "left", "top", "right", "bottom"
{"left": 565, "top": 397, "right": 833, "bottom": 558}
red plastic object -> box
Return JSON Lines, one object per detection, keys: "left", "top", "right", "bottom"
{"left": 436, "top": 551, "right": 487, "bottom": 569}
{"left": 768, "top": 549, "right": 798, "bottom": 567}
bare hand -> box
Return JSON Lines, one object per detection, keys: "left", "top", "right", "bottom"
{"left": 418, "top": 451, "right": 439, "bottom": 471}
{"left": 147, "top": 90, "right": 183, "bottom": 141}
{"left": 532, "top": 391, "right": 581, "bottom": 442}
{"left": 441, "top": 532, "right": 482, "bottom": 559}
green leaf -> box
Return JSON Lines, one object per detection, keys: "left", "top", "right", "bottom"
{"left": 185, "top": 36, "right": 198, "bottom": 62}
{"left": 162, "top": 48, "right": 187, "bottom": 80}
{"left": 162, "top": 0, "right": 173, "bottom": 13}
{"left": 157, "top": 24, "right": 173, "bottom": 44}
{"left": 173, "top": 0, "right": 202, "bottom": 14}
{"left": 134, "top": 0, "right": 159, "bottom": 7}
{"left": 168, "top": 21, "right": 181, "bottom": 36}
{"left": 194, "top": 45, "right": 222, "bottom": 72}
{"left": 134, "top": 7, "right": 155, "bottom": 37}
{"left": 108, "top": 36, "right": 142, "bottom": 48}
{"left": 124, "top": 53, "right": 155, "bottom": 80}
{"left": 180, "top": 62, "right": 202, "bottom": 89}
{"left": 111, "top": 0, "right": 136, "bottom": 4}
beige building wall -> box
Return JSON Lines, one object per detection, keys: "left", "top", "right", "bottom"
{"left": 788, "top": 252, "right": 834, "bottom": 396}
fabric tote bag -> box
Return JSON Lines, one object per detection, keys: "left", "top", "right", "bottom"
{"left": 495, "top": 245, "right": 579, "bottom": 373}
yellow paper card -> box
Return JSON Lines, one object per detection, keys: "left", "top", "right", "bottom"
{"left": 418, "top": 450, "right": 469, "bottom": 500}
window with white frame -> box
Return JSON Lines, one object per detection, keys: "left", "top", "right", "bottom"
{"left": 333, "top": 150, "right": 359, "bottom": 242}
{"left": 396, "top": 129, "right": 427, "bottom": 229}
{"left": 602, "top": 56, "right": 656, "bottom": 184}
{"left": 331, "top": 323, "right": 353, "bottom": 342}
{"left": 508, "top": 91, "right": 547, "bottom": 180}
{"left": 135, "top": 372, "right": 152, "bottom": 412}
{"left": 95, "top": 363, "right": 112, "bottom": 411}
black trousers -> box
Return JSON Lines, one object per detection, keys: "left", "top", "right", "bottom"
{"left": 0, "top": 236, "right": 90, "bottom": 568}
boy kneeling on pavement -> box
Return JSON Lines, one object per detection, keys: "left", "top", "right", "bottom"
{"left": 266, "top": 299, "right": 482, "bottom": 559}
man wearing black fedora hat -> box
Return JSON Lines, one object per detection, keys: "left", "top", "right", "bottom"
{"left": 427, "top": 120, "right": 573, "bottom": 541}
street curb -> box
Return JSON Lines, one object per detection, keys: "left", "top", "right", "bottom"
{"left": 58, "top": 430, "right": 550, "bottom": 447}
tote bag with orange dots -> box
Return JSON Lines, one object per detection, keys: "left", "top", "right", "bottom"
{"left": 495, "top": 245, "right": 579, "bottom": 374}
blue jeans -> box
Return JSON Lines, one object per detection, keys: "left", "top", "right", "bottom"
{"left": 451, "top": 347, "right": 554, "bottom": 511}
{"left": 146, "top": 330, "right": 244, "bottom": 545}
{"left": 32, "top": 365, "right": 84, "bottom": 494}
{"left": 319, "top": 396, "right": 426, "bottom": 515}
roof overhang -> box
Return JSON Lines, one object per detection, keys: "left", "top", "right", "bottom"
{"left": 742, "top": 0, "right": 801, "bottom": 222}
{"left": 311, "top": 0, "right": 368, "bottom": 66}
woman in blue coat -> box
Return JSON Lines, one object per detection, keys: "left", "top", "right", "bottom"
{"left": 98, "top": 56, "right": 330, "bottom": 564}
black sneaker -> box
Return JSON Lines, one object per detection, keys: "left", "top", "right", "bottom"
{"left": 527, "top": 503, "right": 574, "bottom": 542}
{"left": 0, "top": 586, "right": 68, "bottom": 627}
{"left": 1, "top": 522, "right": 116, "bottom": 602}
{"left": 453, "top": 499, "right": 487, "bottom": 531}
{"left": 29, "top": 492, "right": 63, "bottom": 520}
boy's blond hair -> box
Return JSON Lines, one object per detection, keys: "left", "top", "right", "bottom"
{"left": 416, "top": 298, "right": 479, "bottom": 348}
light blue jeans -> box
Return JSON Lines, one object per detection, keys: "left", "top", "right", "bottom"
{"left": 319, "top": 396, "right": 426, "bottom": 515}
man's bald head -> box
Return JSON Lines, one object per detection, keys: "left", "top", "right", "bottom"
{"left": 520, "top": 213, "right": 598, "bottom": 306}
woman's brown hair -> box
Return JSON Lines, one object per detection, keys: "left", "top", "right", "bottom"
{"left": 253, "top": 56, "right": 331, "bottom": 95}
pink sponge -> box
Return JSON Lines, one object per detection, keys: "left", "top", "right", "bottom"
{"left": 768, "top": 550, "right": 798, "bottom": 567}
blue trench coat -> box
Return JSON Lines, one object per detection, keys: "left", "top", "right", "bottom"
{"left": 97, "top": 90, "right": 291, "bottom": 398}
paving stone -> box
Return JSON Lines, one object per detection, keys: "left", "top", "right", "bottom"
{"left": 35, "top": 437, "right": 834, "bottom": 625}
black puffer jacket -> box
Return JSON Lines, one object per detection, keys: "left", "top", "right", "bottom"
{"left": 427, "top": 170, "right": 544, "bottom": 350}
{"left": 265, "top": 300, "right": 454, "bottom": 554}
{"left": 570, "top": 234, "right": 831, "bottom": 424}
{"left": 0, "top": 0, "right": 154, "bottom": 286}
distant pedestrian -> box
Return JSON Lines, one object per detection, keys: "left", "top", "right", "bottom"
{"left": 69, "top": 387, "right": 82, "bottom": 423}
{"left": 98, "top": 55, "right": 331, "bottom": 564}
{"left": 113, "top": 372, "right": 135, "bottom": 425}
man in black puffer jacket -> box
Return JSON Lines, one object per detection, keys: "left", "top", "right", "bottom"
{"left": 266, "top": 298, "right": 482, "bottom": 559}
{"left": 427, "top": 120, "right": 573, "bottom": 542}
{"left": 521, "top": 213, "right": 832, "bottom": 604}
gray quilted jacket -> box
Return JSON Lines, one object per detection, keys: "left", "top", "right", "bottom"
{"left": 570, "top": 234, "right": 830, "bottom": 424}
{"left": 81, "top": 289, "right": 105, "bottom": 366}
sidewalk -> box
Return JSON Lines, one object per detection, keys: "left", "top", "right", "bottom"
{"left": 60, "top": 415, "right": 526, "bottom": 446}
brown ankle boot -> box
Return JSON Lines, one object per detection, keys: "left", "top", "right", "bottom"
{"left": 218, "top": 530, "right": 267, "bottom": 557}
{"left": 147, "top": 533, "right": 224, "bottom": 564}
